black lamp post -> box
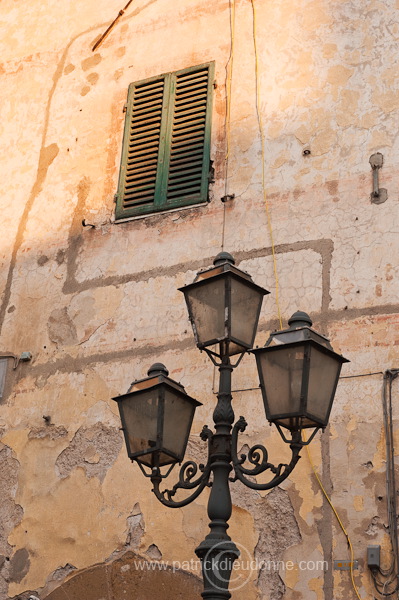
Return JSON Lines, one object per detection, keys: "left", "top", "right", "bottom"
{"left": 113, "top": 252, "right": 348, "bottom": 600}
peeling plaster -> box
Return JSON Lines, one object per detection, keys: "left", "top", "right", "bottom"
{"left": 0, "top": 444, "right": 24, "bottom": 598}
{"left": 55, "top": 423, "right": 122, "bottom": 482}
{"left": 28, "top": 426, "right": 68, "bottom": 440}
{"left": 48, "top": 307, "right": 78, "bottom": 347}
{"left": 230, "top": 483, "right": 301, "bottom": 600}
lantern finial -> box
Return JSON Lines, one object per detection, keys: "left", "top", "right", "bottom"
{"left": 288, "top": 311, "right": 312, "bottom": 329}
{"left": 147, "top": 363, "right": 169, "bottom": 377}
{"left": 213, "top": 252, "right": 235, "bottom": 266}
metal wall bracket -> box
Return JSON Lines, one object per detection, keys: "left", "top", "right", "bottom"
{"left": 82, "top": 219, "right": 95, "bottom": 229}
{"left": 369, "top": 153, "right": 388, "bottom": 204}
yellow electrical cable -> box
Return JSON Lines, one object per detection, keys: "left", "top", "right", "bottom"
{"left": 250, "top": 0, "right": 283, "bottom": 330}
{"left": 303, "top": 432, "right": 363, "bottom": 600}
{"left": 250, "top": 2, "right": 372, "bottom": 595}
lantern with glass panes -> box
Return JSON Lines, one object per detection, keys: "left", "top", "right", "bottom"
{"left": 113, "top": 363, "right": 201, "bottom": 478}
{"left": 113, "top": 253, "right": 348, "bottom": 600}
{"left": 252, "top": 311, "right": 349, "bottom": 444}
{"left": 179, "top": 252, "right": 267, "bottom": 360}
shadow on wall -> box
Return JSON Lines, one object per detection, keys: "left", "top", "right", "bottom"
{"left": 43, "top": 550, "right": 202, "bottom": 600}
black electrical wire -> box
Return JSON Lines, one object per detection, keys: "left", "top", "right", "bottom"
{"left": 373, "top": 567, "right": 396, "bottom": 587}
{"left": 372, "top": 370, "right": 399, "bottom": 599}
{"left": 386, "top": 372, "right": 399, "bottom": 592}
{"left": 371, "top": 568, "right": 399, "bottom": 596}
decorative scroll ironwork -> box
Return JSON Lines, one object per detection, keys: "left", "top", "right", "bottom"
{"left": 230, "top": 416, "right": 302, "bottom": 490}
{"left": 151, "top": 425, "right": 213, "bottom": 508}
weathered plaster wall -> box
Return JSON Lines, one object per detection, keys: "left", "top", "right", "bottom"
{"left": 1, "top": 0, "right": 399, "bottom": 599}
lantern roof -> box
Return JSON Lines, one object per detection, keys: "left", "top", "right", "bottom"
{"left": 185, "top": 252, "right": 268, "bottom": 296}
{"left": 263, "top": 311, "right": 345, "bottom": 354}
{"left": 120, "top": 363, "right": 201, "bottom": 408}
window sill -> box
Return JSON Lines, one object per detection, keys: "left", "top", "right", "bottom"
{"left": 112, "top": 201, "right": 209, "bottom": 224}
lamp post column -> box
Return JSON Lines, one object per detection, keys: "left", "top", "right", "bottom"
{"left": 195, "top": 354, "right": 239, "bottom": 600}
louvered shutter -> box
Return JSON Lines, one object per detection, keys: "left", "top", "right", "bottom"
{"left": 115, "top": 63, "right": 214, "bottom": 220}
{"left": 116, "top": 76, "right": 167, "bottom": 215}
{"left": 165, "top": 65, "right": 212, "bottom": 204}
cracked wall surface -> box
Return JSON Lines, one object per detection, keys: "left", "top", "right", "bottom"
{"left": 1, "top": 0, "right": 399, "bottom": 599}
{"left": 0, "top": 444, "right": 24, "bottom": 597}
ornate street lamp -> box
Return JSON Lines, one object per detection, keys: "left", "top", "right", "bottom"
{"left": 113, "top": 253, "right": 348, "bottom": 600}
{"left": 252, "top": 310, "right": 349, "bottom": 444}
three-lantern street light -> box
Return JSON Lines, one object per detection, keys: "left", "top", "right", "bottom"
{"left": 113, "top": 252, "right": 348, "bottom": 600}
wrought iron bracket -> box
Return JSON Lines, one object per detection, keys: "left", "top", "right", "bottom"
{"left": 150, "top": 425, "right": 213, "bottom": 508}
{"left": 275, "top": 422, "right": 320, "bottom": 446}
{"left": 231, "top": 416, "right": 302, "bottom": 490}
{"left": 204, "top": 346, "right": 246, "bottom": 368}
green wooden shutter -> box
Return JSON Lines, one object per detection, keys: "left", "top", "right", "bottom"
{"left": 165, "top": 64, "right": 214, "bottom": 207}
{"left": 115, "top": 62, "right": 214, "bottom": 220}
{"left": 115, "top": 75, "right": 167, "bottom": 217}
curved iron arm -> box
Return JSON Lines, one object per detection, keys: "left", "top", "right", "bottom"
{"left": 231, "top": 416, "right": 302, "bottom": 491}
{"left": 151, "top": 425, "right": 213, "bottom": 508}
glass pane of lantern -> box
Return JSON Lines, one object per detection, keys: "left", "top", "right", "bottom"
{"left": 230, "top": 278, "right": 264, "bottom": 348}
{"left": 163, "top": 389, "right": 195, "bottom": 461}
{"left": 157, "top": 451, "right": 176, "bottom": 466}
{"left": 259, "top": 345, "right": 305, "bottom": 420}
{"left": 307, "top": 346, "right": 342, "bottom": 423}
{"left": 186, "top": 278, "right": 225, "bottom": 345}
{"left": 119, "top": 390, "right": 159, "bottom": 466}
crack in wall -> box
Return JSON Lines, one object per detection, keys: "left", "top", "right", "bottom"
{"left": 0, "top": 12, "right": 136, "bottom": 340}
